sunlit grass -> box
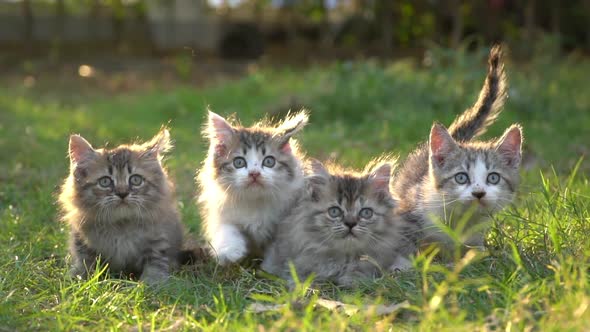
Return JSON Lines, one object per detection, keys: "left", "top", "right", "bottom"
{"left": 0, "top": 51, "right": 589, "bottom": 330}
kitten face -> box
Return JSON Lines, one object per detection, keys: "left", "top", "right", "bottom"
{"left": 305, "top": 161, "right": 396, "bottom": 252}
{"left": 204, "top": 111, "right": 307, "bottom": 198}
{"left": 428, "top": 124, "right": 522, "bottom": 214}
{"left": 67, "top": 130, "right": 172, "bottom": 223}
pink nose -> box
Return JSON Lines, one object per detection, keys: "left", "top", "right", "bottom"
{"left": 249, "top": 171, "right": 261, "bottom": 179}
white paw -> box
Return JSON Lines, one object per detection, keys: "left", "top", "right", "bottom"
{"left": 216, "top": 242, "right": 247, "bottom": 266}
{"left": 212, "top": 224, "right": 248, "bottom": 266}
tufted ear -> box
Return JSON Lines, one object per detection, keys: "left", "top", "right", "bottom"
{"left": 205, "top": 110, "right": 234, "bottom": 156}
{"left": 495, "top": 124, "right": 522, "bottom": 168}
{"left": 306, "top": 159, "right": 329, "bottom": 201}
{"left": 143, "top": 128, "right": 172, "bottom": 159}
{"left": 69, "top": 134, "right": 95, "bottom": 165}
{"left": 368, "top": 163, "right": 392, "bottom": 194}
{"left": 429, "top": 123, "right": 459, "bottom": 167}
{"left": 275, "top": 111, "right": 309, "bottom": 153}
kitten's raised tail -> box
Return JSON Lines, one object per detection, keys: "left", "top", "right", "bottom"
{"left": 448, "top": 45, "right": 508, "bottom": 142}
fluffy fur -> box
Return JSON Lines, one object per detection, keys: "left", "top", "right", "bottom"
{"left": 197, "top": 110, "right": 309, "bottom": 265}
{"left": 59, "top": 129, "right": 185, "bottom": 284}
{"left": 262, "top": 159, "right": 417, "bottom": 287}
{"left": 393, "top": 46, "right": 523, "bottom": 253}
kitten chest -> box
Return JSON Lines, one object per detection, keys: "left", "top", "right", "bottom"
{"left": 84, "top": 223, "right": 150, "bottom": 271}
{"left": 223, "top": 205, "right": 284, "bottom": 246}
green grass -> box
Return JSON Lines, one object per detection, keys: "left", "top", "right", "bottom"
{"left": 1, "top": 50, "right": 590, "bottom": 331}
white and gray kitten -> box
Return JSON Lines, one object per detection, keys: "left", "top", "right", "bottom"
{"left": 262, "top": 160, "right": 417, "bottom": 287}
{"left": 197, "top": 111, "right": 308, "bottom": 265}
{"left": 59, "top": 129, "right": 186, "bottom": 284}
{"left": 393, "top": 46, "right": 523, "bottom": 253}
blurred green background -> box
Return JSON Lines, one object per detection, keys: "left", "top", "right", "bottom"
{"left": 1, "top": 0, "right": 590, "bottom": 331}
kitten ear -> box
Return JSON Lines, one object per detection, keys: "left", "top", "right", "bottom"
{"left": 429, "top": 123, "right": 458, "bottom": 167}
{"left": 144, "top": 128, "right": 173, "bottom": 158}
{"left": 206, "top": 111, "right": 234, "bottom": 143}
{"left": 495, "top": 124, "right": 522, "bottom": 168}
{"left": 309, "top": 159, "right": 330, "bottom": 179}
{"left": 275, "top": 111, "right": 309, "bottom": 153}
{"left": 206, "top": 111, "right": 234, "bottom": 155}
{"left": 307, "top": 159, "right": 329, "bottom": 201}
{"left": 368, "top": 163, "right": 392, "bottom": 193}
{"left": 69, "top": 134, "right": 95, "bottom": 165}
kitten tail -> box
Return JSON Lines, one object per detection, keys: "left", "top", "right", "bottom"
{"left": 448, "top": 45, "right": 508, "bottom": 142}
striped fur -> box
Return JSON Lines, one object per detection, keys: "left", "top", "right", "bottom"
{"left": 448, "top": 45, "right": 508, "bottom": 142}
{"left": 197, "top": 111, "right": 308, "bottom": 265}
{"left": 59, "top": 129, "right": 185, "bottom": 284}
{"left": 262, "top": 159, "right": 417, "bottom": 287}
{"left": 393, "top": 46, "right": 523, "bottom": 256}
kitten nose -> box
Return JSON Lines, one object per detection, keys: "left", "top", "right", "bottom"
{"left": 472, "top": 191, "right": 486, "bottom": 199}
{"left": 344, "top": 220, "right": 357, "bottom": 229}
{"left": 249, "top": 171, "right": 261, "bottom": 179}
{"left": 116, "top": 192, "right": 129, "bottom": 199}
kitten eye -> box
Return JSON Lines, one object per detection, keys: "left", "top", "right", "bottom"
{"left": 262, "top": 156, "right": 276, "bottom": 168}
{"left": 487, "top": 172, "right": 501, "bottom": 184}
{"left": 97, "top": 176, "right": 112, "bottom": 188}
{"left": 454, "top": 172, "right": 469, "bottom": 185}
{"left": 359, "top": 208, "right": 373, "bottom": 219}
{"left": 327, "top": 206, "right": 343, "bottom": 218}
{"left": 233, "top": 157, "right": 247, "bottom": 169}
{"left": 129, "top": 174, "right": 143, "bottom": 186}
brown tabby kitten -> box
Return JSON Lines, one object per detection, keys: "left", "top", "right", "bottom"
{"left": 262, "top": 160, "right": 417, "bottom": 287}
{"left": 393, "top": 46, "right": 523, "bottom": 254}
{"left": 59, "top": 129, "right": 185, "bottom": 284}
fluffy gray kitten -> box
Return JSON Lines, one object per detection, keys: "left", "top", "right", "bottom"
{"left": 59, "top": 129, "right": 185, "bottom": 284}
{"left": 393, "top": 46, "right": 523, "bottom": 253}
{"left": 197, "top": 111, "right": 308, "bottom": 265}
{"left": 262, "top": 160, "right": 417, "bottom": 287}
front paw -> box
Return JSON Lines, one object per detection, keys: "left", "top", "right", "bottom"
{"left": 389, "top": 256, "right": 413, "bottom": 273}
{"left": 140, "top": 270, "right": 169, "bottom": 285}
{"left": 336, "top": 275, "right": 356, "bottom": 287}
{"left": 70, "top": 265, "right": 89, "bottom": 279}
{"left": 215, "top": 242, "right": 247, "bottom": 266}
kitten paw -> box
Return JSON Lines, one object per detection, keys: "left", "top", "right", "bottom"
{"left": 336, "top": 275, "right": 356, "bottom": 287}
{"left": 140, "top": 272, "right": 170, "bottom": 285}
{"left": 211, "top": 224, "right": 248, "bottom": 266}
{"left": 69, "top": 266, "right": 88, "bottom": 279}
{"left": 389, "top": 256, "right": 413, "bottom": 273}
{"left": 216, "top": 243, "right": 247, "bottom": 266}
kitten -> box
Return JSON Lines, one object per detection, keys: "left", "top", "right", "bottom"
{"left": 197, "top": 111, "right": 309, "bottom": 265}
{"left": 59, "top": 129, "right": 185, "bottom": 284}
{"left": 393, "top": 46, "right": 523, "bottom": 253}
{"left": 262, "top": 160, "right": 417, "bottom": 287}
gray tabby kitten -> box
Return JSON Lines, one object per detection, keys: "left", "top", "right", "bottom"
{"left": 59, "top": 129, "right": 185, "bottom": 284}
{"left": 197, "top": 111, "right": 308, "bottom": 265}
{"left": 393, "top": 46, "right": 523, "bottom": 253}
{"left": 262, "top": 160, "right": 417, "bottom": 287}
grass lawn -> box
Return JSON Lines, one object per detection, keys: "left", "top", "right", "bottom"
{"left": 1, "top": 49, "right": 589, "bottom": 331}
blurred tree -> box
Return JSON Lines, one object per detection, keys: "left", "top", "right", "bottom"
{"left": 21, "top": 0, "right": 33, "bottom": 46}
{"left": 378, "top": 0, "right": 394, "bottom": 55}
{"left": 110, "top": 0, "right": 125, "bottom": 48}
{"left": 88, "top": 0, "right": 100, "bottom": 40}
{"left": 551, "top": 2, "right": 560, "bottom": 36}
{"left": 54, "top": 0, "right": 66, "bottom": 57}
{"left": 586, "top": 0, "right": 590, "bottom": 50}
{"left": 523, "top": 0, "right": 536, "bottom": 42}
{"left": 449, "top": 0, "right": 463, "bottom": 48}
